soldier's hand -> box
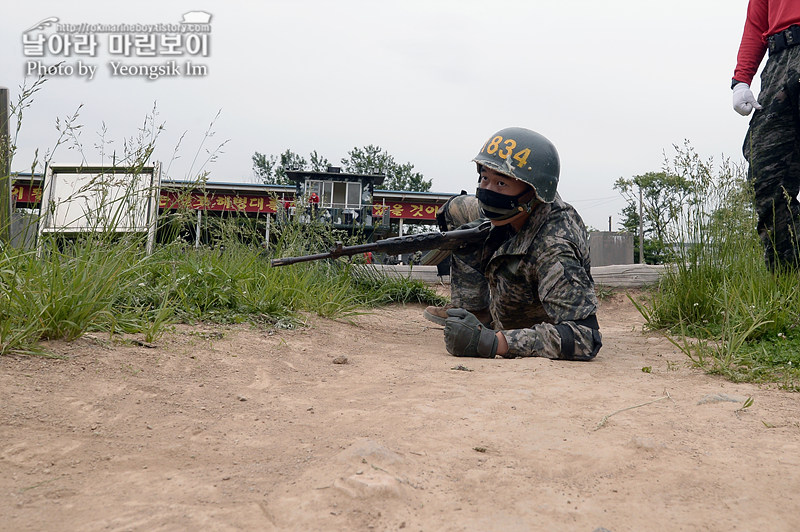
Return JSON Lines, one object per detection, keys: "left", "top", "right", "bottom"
{"left": 443, "top": 308, "right": 498, "bottom": 358}
{"left": 732, "top": 83, "right": 762, "bottom": 116}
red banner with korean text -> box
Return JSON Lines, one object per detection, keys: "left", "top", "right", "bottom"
{"left": 14, "top": 182, "right": 441, "bottom": 221}
{"left": 372, "top": 202, "right": 437, "bottom": 220}
{"left": 11, "top": 183, "right": 43, "bottom": 204}
{"left": 158, "top": 191, "right": 281, "bottom": 213}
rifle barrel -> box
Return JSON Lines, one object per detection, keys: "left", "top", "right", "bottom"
{"left": 269, "top": 252, "right": 338, "bottom": 267}
{"left": 269, "top": 221, "right": 490, "bottom": 267}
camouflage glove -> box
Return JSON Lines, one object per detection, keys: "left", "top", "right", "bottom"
{"left": 444, "top": 308, "right": 498, "bottom": 358}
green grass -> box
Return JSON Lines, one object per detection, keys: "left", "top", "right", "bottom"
{"left": 0, "top": 219, "right": 446, "bottom": 356}
{"left": 630, "top": 146, "right": 800, "bottom": 390}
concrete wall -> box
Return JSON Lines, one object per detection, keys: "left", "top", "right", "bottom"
{"left": 589, "top": 231, "right": 634, "bottom": 267}
{"left": 10, "top": 211, "right": 39, "bottom": 250}
{"left": 364, "top": 263, "right": 665, "bottom": 288}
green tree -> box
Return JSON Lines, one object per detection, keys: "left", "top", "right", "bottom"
{"left": 614, "top": 171, "right": 694, "bottom": 264}
{"left": 340, "top": 144, "right": 432, "bottom": 192}
{"left": 252, "top": 149, "right": 310, "bottom": 185}
{"left": 308, "top": 150, "right": 330, "bottom": 172}
{"left": 253, "top": 145, "right": 431, "bottom": 192}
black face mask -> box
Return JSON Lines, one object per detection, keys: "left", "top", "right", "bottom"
{"left": 476, "top": 187, "right": 534, "bottom": 220}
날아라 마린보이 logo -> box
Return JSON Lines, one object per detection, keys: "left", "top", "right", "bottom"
{"left": 22, "top": 11, "right": 212, "bottom": 81}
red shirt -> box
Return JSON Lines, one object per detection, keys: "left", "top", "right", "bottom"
{"left": 734, "top": 0, "right": 800, "bottom": 85}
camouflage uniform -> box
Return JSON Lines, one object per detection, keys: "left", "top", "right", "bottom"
{"left": 436, "top": 194, "right": 489, "bottom": 309}
{"left": 440, "top": 194, "right": 601, "bottom": 360}
{"left": 743, "top": 45, "right": 800, "bottom": 270}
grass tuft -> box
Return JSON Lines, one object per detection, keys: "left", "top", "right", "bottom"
{"left": 630, "top": 144, "right": 800, "bottom": 390}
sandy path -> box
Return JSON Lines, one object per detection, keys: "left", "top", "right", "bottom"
{"left": 2, "top": 290, "right": 798, "bottom": 531}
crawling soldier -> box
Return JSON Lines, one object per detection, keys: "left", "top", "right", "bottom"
{"left": 424, "top": 127, "right": 602, "bottom": 360}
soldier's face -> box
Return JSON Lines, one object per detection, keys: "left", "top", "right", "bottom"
{"left": 477, "top": 167, "right": 533, "bottom": 228}
{"left": 478, "top": 168, "right": 529, "bottom": 197}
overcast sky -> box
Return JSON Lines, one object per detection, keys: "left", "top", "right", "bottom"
{"left": 2, "top": 0, "right": 754, "bottom": 231}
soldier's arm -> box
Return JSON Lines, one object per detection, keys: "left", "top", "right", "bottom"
{"left": 500, "top": 240, "right": 601, "bottom": 360}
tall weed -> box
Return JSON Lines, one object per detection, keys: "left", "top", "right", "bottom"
{"left": 634, "top": 143, "right": 800, "bottom": 389}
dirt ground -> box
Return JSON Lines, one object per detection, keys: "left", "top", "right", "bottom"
{"left": 2, "top": 287, "right": 799, "bottom": 532}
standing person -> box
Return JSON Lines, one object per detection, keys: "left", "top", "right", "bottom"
{"left": 308, "top": 192, "right": 320, "bottom": 217}
{"left": 732, "top": 1, "right": 800, "bottom": 270}
{"left": 423, "top": 127, "right": 602, "bottom": 360}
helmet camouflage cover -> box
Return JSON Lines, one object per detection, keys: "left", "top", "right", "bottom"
{"left": 472, "top": 127, "right": 560, "bottom": 203}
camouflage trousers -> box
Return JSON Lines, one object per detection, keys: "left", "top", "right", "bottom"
{"left": 744, "top": 45, "right": 800, "bottom": 271}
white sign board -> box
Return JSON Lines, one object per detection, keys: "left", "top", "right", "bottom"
{"left": 37, "top": 163, "right": 161, "bottom": 252}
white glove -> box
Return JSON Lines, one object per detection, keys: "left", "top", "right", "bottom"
{"left": 732, "top": 83, "right": 762, "bottom": 116}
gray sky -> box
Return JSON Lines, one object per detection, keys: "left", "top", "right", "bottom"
{"left": 3, "top": 0, "right": 753, "bottom": 231}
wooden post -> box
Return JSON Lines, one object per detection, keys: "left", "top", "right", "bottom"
{"left": 638, "top": 186, "right": 645, "bottom": 264}
{"left": 0, "top": 87, "right": 11, "bottom": 246}
{"left": 397, "top": 218, "right": 404, "bottom": 262}
{"left": 195, "top": 208, "right": 202, "bottom": 248}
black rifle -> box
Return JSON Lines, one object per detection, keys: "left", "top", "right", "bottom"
{"left": 270, "top": 221, "right": 490, "bottom": 267}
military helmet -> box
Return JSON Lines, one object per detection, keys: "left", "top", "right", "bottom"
{"left": 472, "top": 127, "right": 560, "bottom": 203}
